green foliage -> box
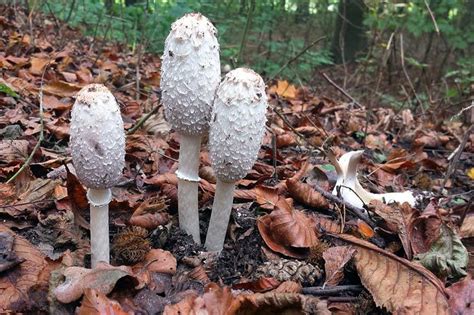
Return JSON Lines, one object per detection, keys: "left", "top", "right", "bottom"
{"left": 0, "top": 83, "right": 19, "bottom": 98}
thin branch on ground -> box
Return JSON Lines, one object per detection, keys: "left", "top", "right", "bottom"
{"left": 6, "top": 61, "right": 49, "bottom": 183}
{"left": 302, "top": 285, "right": 363, "bottom": 296}
{"left": 126, "top": 101, "right": 161, "bottom": 136}
{"left": 321, "top": 72, "right": 363, "bottom": 109}
{"left": 399, "top": 34, "right": 424, "bottom": 112}
{"left": 442, "top": 124, "right": 474, "bottom": 189}
{"left": 312, "top": 184, "right": 376, "bottom": 228}
{"left": 267, "top": 36, "right": 326, "bottom": 83}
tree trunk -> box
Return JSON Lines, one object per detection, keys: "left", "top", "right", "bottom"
{"left": 331, "top": 0, "right": 367, "bottom": 63}
{"left": 295, "top": 0, "right": 310, "bottom": 23}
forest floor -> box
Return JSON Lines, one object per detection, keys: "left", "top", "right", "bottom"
{"left": 0, "top": 4, "right": 473, "bottom": 315}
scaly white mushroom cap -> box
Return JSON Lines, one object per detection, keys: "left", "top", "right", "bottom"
{"left": 70, "top": 84, "right": 125, "bottom": 189}
{"left": 209, "top": 68, "right": 268, "bottom": 182}
{"left": 161, "top": 13, "right": 221, "bottom": 136}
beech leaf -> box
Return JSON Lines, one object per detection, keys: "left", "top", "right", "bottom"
{"left": 323, "top": 246, "right": 355, "bottom": 286}
{"left": 333, "top": 234, "right": 450, "bottom": 314}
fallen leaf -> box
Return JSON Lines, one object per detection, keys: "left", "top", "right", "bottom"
{"left": 286, "top": 177, "right": 329, "bottom": 209}
{"left": 77, "top": 289, "right": 130, "bottom": 315}
{"left": 65, "top": 165, "right": 89, "bottom": 229}
{"left": 257, "top": 198, "right": 318, "bottom": 259}
{"left": 0, "top": 140, "right": 29, "bottom": 166}
{"left": 269, "top": 80, "right": 298, "bottom": 99}
{"left": 467, "top": 167, "right": 474, "bottom": 179}
{"left": 53, "top": 263, "right": 141, "bottom": 303}
{"left": 129, "top": 197, "right": 169, "bottom": 230}
{"left": 29, "top": 57, "right": 50, "bottom": 75}
{"left": 460, "top": 214, "right": 474, "bottom": 238}
{"left": 0, "top": 225, "right": 51, "bottom": 312}
{"left": 446, "top": 274, "right": 474, "bottom": 314}
{"left": 333, "top": 234, "right": 450, "bottom": 314}
{"left": 233, "top": 277, "right": 281, "bottom": 292}
{"left": 272, "top": 281, "right": 302, "bottom": 294}
{"left": 415, "top": 225, "right": 468, "bottom": 280}
{"left": 0, "top": 231, "right": 25, "bottom": 272}
{"left": 323, "top": 246, "right": 355, "bottom": 286}
{"left": 44, "top": 80, "right": 82, "bottom": 97}
{"left": 368, "top": 200, "right": 414, "bottom": 259}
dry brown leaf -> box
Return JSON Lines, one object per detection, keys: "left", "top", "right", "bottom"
{"left": 77, "top": 289, "right": 130, "bottom": 315}
{"left": 286, "top": 177, "right": 329, "bottom": 209}
{"left": 129, "top": 197, "right": 169, "bottom": 229}
{"left": 410, "top": 201, "right": 443, "bottom": 255}
{"left": 323, "top": 246, "right": 355, "bottom": 286}
{"left": 310, "top": 213, "right": 342, "bottom": 234}
{"left": 276, "top": 133, "right": 298, "bottom": 147}
{"left": 272, "top": 281, "right": 302, "bottom": 294}
{"left": 334, "top": 234, "right": 450, "bottom": 314}
{"left": 0, "top": 140, "right": 29, "bottom": 166}
{"left": 460, "top": 214, "right": 474, "bottom": 238}
{"left": 138, "top": 249, "right": 176, "bottom": 274}
{"left": 29, "top": 57, "right": 50, "bottom": 75}
{"left": 65, "top": 165, "right": 89, "bottom": 229}
{"left": 254, "top": 185, "right": 280, "bottom": 210}
{"left": 269, "top": 80, "right": 298, "bottom": 99}
{"left": 233, "top": 277, "right": 281, "bottom": 292}
{"left": 143, "top": 173, "right": 178, "bottom": 187}
{"left": 229, "top": 292, "right": 330, "bottom": 314}
{"left": 257, "top": 198, "right": 318, "bottom": 259}
{"left": 53, "top": 263, "right": 141, "bottom": 303}
{"left": 44, "top": 80, "right": 82, "bottom": 97}
{"left": 446, "top": 274, "right": 474, "bottom": 314}
{"left": 368, "top": 200, "right": 414, "bottom": 259}
{"left": 0, "top": 225, "right": 51, "bottom": 312}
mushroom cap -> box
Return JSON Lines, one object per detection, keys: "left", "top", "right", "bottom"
{"left": 70, "top": 84, "right": 125, "bottom": 189}
{"left": 209, "top": 68, "right": 268, "bottom": 182}
{"left": 161, "top": 13, "right": 221, "bottom": 136}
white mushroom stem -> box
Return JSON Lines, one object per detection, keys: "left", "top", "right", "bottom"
{"left": 204, "top": 179, "right": 235, "bottom": 252}
{"left": 87, "top": 188, "right": 112, "bottom": 267}
{"left": 176, "top": 134, "right": 202, "bottom": 244}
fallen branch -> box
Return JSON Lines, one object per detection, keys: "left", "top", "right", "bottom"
{"left": 267, "top": 36, "right": 326, "bottom": 83}
{"left": 302, "top": 285, "right": 363, "bottom": 296}
{"left": 312, "top": 184, "right": 376, "bottom": 228}
{"left": 321, "top": 72, "right": 363, "bottom": 109}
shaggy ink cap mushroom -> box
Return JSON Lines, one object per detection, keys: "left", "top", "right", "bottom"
{"left": 70, "top": 84, "right": 125, "bottom": 190}
{"left": 70, "top": 84, "right": 125, "bottom": 267}
{"left": 161, "top": 12, "right": 221, "bottom": 136}
{"left": 209, "top": 68, "right": 268, "bottom": 182}
{"left": 205, "top": 68, "right": 268, "bottom": 252}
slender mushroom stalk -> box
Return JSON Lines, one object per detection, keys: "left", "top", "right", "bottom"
{"left": 161, "top": 13, "right": 221, "bottom": 244}
{"left": 205, "top": 68, "right": 268, "bottom": 252}
{"left": 70, "top": 84, "right": 125, "bottom": 267}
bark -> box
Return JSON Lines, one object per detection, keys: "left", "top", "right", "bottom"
{"left": 330, "top": 0, "right": 367, "bottom": 64}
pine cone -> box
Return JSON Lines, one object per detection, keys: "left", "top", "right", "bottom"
{"left": 255, "top": 259, "right": 321, "bottom": 286}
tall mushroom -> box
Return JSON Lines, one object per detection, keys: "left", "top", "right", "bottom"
{"left": 70, "top": 84, "right": 125, "bottom": 267}
{"left": 205, "top": 68, "right": 268, "bottom": 252}
{"left": 160, "top": 13, "right": 221, "bottom": 244}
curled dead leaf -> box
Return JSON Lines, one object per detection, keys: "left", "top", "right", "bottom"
{"left": 323, "top": 246, "right": 355, "bottom": 287}
{"left": 129, "top": 197, "right": 169, "bottom": 230}
{"left": 53, "top": 263, "right": 141, "bottom": 304}
{"left": 77, "top": 289, "right": 130, "bottom": 315}
{"left": 286, "top": 177, "right": 329, "bottom": 209}
{"left": 257, "top": 198, "right": 319, "bottom": 259}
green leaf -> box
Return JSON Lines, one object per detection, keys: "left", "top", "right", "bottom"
{"left": 415, "top": 225, "right": 468, "bottom": 280}
{"left": 0, "top": 83, "right": 19, "bottom": 98}
{"left": 320, "top": 164, "right": 336, "bottom": 172}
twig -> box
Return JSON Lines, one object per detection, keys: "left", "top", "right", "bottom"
{"left": 424, "top": 0, "right": 440, "bottom": 35}
{"left": 321, "top": 72, "right": 363, "bottom": 109}
{"left": 312, "top": 184, "right": 375, "bottom": 228}
{"left": 267, "top": 36, "right": 326, "bottom": 82}
{"left": 442, "top": 124, "right": 474, "bottom": 189}
{"left": 399, "top": 34, "right": 424, "bottom": 112}
{"left": 302, "top": 285, "right": 363, "bottom": 296}
{"left": 0, "top": 199, "right": 54, "bottom": 208}
{"left": 126, "top": 102, "right": 161, "bottom": 136}
{"left": 237, "top": 0, "right": 255, "bottom": 63}
{"left": 7, "top": 60, "right": 49, "bottom": 183}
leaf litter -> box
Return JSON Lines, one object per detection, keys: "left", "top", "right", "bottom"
{"left": 0, "top": 3, "right": 473, "bottom": 314}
